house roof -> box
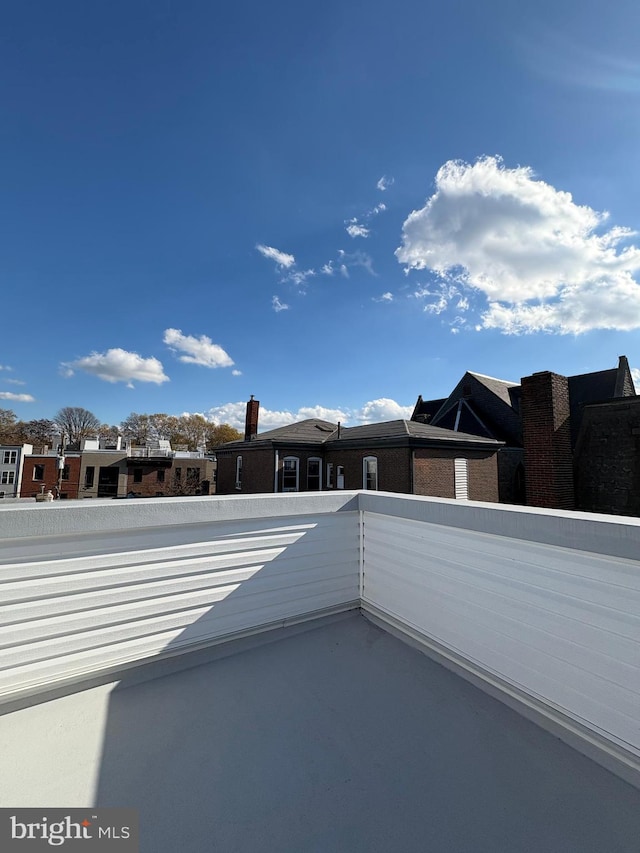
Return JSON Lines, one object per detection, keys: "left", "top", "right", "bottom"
{"left": 331, "top": 419, "right": 500, "bottom": 446}
{"left": 221, "top": 418, "right": 338, "bottom": 448}
{"left": 467, "top": 372, "right": 519, "bottom": 408}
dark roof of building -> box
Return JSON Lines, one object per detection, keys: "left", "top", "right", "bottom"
{"left": 466, "top": 372, "right": 519, "bottom": 408}
{"left": 411, "top": 396, "right": 447, "bottom": 422}
{"left": 331, "top": 419, "right": 500, "bottom": 446}
{"left": 221, "top": 419, "right": 338, "bottom": 448}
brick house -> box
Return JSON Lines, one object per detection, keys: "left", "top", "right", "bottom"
{"left": 20, "top": 452, "right": 82, "bottom": 499}
{"left": 216, "top": 398, "right": 501, "bottom": 501}
{"left": 413, "top": 356, "right": 638, "bottom": 515}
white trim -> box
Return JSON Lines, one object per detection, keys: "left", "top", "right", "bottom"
{"left": 235, "top": 455, "right": 243, "bottom": 490}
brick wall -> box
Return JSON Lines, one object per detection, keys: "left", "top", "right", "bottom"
{"left": 575, "top": 398, "right": 640, "bottom": 516}
{"left": 413, "top": 449, "right": 499, "bottom": 502}
{"left": 325, "top": 448, "right": 412, "bottom": 493}
{"left": 521, "top": 371, "right": 575, "bottom": 510}
{"left": 20, "top": 455, "right": 82, "bottom": 499}
{"left": 216, "top": 447, "right": 275, "bottom": 494}
{"left": 127, "top": 459, "right": 214, "bottom": 497}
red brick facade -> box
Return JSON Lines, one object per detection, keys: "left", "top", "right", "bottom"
{"left": 413, "top": 448, "right": 499, "bottom": 502}
{"left": 20, "top": 455, "right": 82, "bottom": 499}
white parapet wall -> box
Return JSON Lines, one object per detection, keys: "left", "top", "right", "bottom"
{"left": 358, "top": 492, "right": 640, "bottom": 787}
{"left": 0, "top": 493, "right": 362, "bottom": 704}
{"left": 0, "top": 491, "right": 638, "bottom": 789}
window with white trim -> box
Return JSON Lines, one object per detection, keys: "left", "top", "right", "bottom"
{"left": 326, "top": 463, "right": 334, "bottom": 489}
{"left": 336, "top": 465, "right": 345, "bottom": 489}
{"left": 235, "top": 456, "right": 243, "bottom": 490}
{"left": 1, "top": 471, "right": 15, "bottom": 485}
{"left": 3, "top": 451, "right": 16, "bottom": 465}
{"left": 307, "top": 457, "right": 322, "bottom": 490}
{"left": 363, "top": 456, "right": 378, "bottom": 490}
{"left": 454, "top": 458, "right": 469, "bottom": 500}
{"left": 33, "top": 464, "right": 45, "bottom": 480}
{"left": 282, "top": 457, "right": 299, "bottom": 492}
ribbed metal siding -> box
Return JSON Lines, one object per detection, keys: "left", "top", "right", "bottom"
{"left": 454, "top": 458, "right": 468, "bottom": 500}
{"left": 0, "top": 513, "right": 360, "bottom": 700}
{"left": 362, "top": 511, "right": 640, "bottom": 759}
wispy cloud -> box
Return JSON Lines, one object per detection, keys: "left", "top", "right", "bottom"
{"left": 338, "top": 249, "right": 377, "bottom": 276}
{"left": 164, "top": 328, "right": 234, "bottom": 368}
{"left": 272, "top": 295, "right": 289, "bottom": 312}
{"left": 397, "top": 155, "right": 640, "bottom": 334}
{"left": 287, "top": 268, "right": 315, "bottom": 286}
{"left": 321, "top": 261, "right": 335, "bottom": 276}
{"left": 62, "top": 348, "right": 169, "bottom": 387}
{"left": 232, "top": 369, "right": 243, "bottom": 376}
{"left": 0, "top": 391, "right": 34, "bottom": 402}
{"left": 256, "top": 244, "right": 296, "bottom": 268}
{"left": 0, "top": 365, "right": 12, "bottom": 371}
{"left": 372, "top": 292, "right": 394, "bottom": 303}
{"left": 346, "top": 220, "right": 370, "bottom": 239}
{"left": 376, "top": 176, "right": 394, "bottom": 192}
{"left": 6, "top": 378, "right": 26, "bottom": 386}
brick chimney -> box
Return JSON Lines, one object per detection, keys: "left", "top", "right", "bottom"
{"left": 521, "top": 371, "right": 574, "bottom": 510}
{"left": 244, "top": 396, "right": 259, "bottom": 441}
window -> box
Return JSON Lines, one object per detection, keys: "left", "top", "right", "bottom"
{"left": 326, "top": 463, "right": 334, "bottom": 489}
{"left": 1, "top": 471, "right": 15, "bottom": 485}
{"left": 3, "top": 451, "right": 16, "bottom": 465}
{"left": 235, "top": 456, "right": 242, "bottom": 490}
{"left": 33, "top": 464, "right": 45, "bottom": 481}
{"left": 282, "top": 457, "right": 299, "bottom": 492}
{"left": 454, "top": 458, "right": 469, "bottom": 500}
{"left": 307, "top": 458, "right": 322, "bottom": 490}
{"left": 175, "top": 467, "right": 182, "bottom": 480}
{"left": 85, "top": 467, "right": 95, "bottom": 488}
{"left": 133, "top": 468, "right": 143, "bottom": 484}
{"left": 363, "top": 456, "right": 378, "bottom": 490}
{"left": 336, "top": 465, "right": 345, "bottom": 489}
{"left": 61, "top": 465, "right": 70, "bottom": 481}
{"left": 157, "top": 469, "right": 165, "bottom": 483}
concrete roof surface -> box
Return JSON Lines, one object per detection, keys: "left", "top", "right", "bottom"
{"left": 86, "top": 614, "right": 640, "bottom": 853}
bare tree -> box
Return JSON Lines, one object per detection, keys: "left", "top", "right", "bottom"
{"left": 53, "top": 407, "right": 100, "bottom": 445}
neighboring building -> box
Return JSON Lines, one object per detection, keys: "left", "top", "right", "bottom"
{"left": 0, "top": 444, "right": 33, "bottom": 499}
{"left": 216, "top": 399, "right": 501, "bottom": 501}
{"left": 78, "top": 438, "right": 129, "bottom": 499}
{"left": 413, "top": 356, "right": 638, "bottom": 515}
{"left": 20, "top": 452, "right": 82, "bottom": 499}
{"left": 125, "top": 441, "right": 215, "bottom": 498}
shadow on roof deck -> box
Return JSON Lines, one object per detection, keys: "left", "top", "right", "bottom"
{"left": 92, "top": 613, "right": 639, "bottom": 853}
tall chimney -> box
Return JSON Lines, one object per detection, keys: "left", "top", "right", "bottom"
{"left": 245, "top": 396, "right": 259, "bottom": 441}
{"left": 521, "top": 371, "right": 574, "bottom": 510}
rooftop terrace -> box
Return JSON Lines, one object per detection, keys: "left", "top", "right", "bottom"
{"left": 0, "top": 492, "right": 638, "bottom": 852}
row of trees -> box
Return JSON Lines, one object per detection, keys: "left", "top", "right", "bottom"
{"left": 0, "top": 407, "right": 242, "bottom": 451}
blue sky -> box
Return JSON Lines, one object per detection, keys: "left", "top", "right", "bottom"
{"left": 2, "top": 0, "right": 640, "bottom": 430}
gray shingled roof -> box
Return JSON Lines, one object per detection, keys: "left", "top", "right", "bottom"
{"left": 221, "top": 418, "right": 338, "bottom": 447}
{"left": 332, "top": 420, "right": 500, "bottom": 445}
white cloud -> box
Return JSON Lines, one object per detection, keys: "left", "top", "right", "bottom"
{"left": 0, "top": 365, "right": 12, "bottom": 371}
{"left": 6, "top": 378, "right": 26, "bottom": 385}
{"left": 339, "top": 264, "right": 349, "bottom": 278}
{"left": 376, "top": 176, "right": 394, "bottom": 192}
{"left": 371, "top": 203, "right": 386, "bottom": 215}
{"left": 163, "top": 328, "right": 234, "bottom": 368}
{"left": 272, "top": 296, "right": 289, "bottom": 312}
{"left": 373, "top": 292, "right": 394, "bottom": 303}
{"left": 631, "top": 368, "right": 640, "bottom": 390}
{"left": 63, "top": 348, "right": 169, "bottom": 387}
{"left": 205, "top": 398, "right": 412, "bottom": 432}
{"left": 232, "top": 369, "right": 243, "bottom": 376}
{"left": 0, "top": 391, "right": 34, "bottom": 402}
{"left": 286, "top": 268, "right": 315, "bottom": 286}
{"left": 355, "top": 398, "right": 413, "bottom": 423}
{"left": 396, "top": 155, "right": 640, "bottom": 334}
{"left": 321, "top": 261, "right": 334, "bottom": 276}
{"left": 256, "top": 244, "right": 296, "bottom": 268}
{"left": 346, "top": 220, "right": 370, "bottom": 239}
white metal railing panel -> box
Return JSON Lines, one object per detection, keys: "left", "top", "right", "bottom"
{"left": 361, "top": 510, "right": 640, "bottom": 760}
